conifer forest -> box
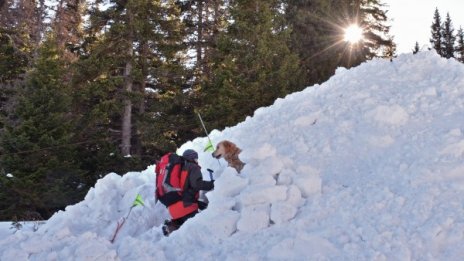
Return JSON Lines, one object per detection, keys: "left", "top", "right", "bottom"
{"left": 3, "top": 0, "right": 461, "bottom": 220}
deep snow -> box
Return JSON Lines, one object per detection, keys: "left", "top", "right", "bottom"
{"left": 1, "top": 51, "right": 464, "bottom": 260}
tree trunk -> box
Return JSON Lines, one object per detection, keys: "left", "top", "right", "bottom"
{"left": 121, "top": 8, "right": 134, "bottom": 156}
{"left": 139, "top": 40, "right": 148, "bottom": 115}
{"left": 32, "top": 0, "right": 46, "bottom": 64}
{"left": 133, "top": 40, "right": 148, "bottom": 157}
{"left": 197, "top": 0, "right": 203, "bottom": 74}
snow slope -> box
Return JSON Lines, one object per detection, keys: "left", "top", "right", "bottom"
{"left": 2, "top": 51, "right": 464, "bottom": 260}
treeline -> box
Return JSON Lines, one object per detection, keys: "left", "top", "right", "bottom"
{"left": 0, "top": 0, "right": 393, "bottom": 220}
{"left": 414, "top": 8, "right": 464, "bottom": 62}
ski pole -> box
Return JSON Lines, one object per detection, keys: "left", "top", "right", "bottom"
{"left": 110, "top": 206, "right": 134, "bottom": 243}
{"left": 197, "top": 112, "right": 213, "bottom": 147}
{"left": 207, "top": 168, "right": 214, "bottom": 181}
{"left": 110, "top": 194, "right": 145, "bottom": 243}
{"left": 197, "top": 112, "right": 221, "bottom": 166}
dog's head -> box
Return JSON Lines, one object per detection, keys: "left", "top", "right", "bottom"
{"left": 212, "top": 140, "right": 238, "bottom": 159}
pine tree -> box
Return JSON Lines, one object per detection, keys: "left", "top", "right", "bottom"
{"left": 383, "top": 38, "right": 397, "bottom": 61}
{"left": 131, "top": 0, "right": 192, "bottom": 156}
{"left": 178, "top": 0, "right": 227, "bottom": 86}
{"left": 0, "top": 37, "right": 85, "bottom": 220}
{"left": 72, "top": 0, "right": 188, "bottom": 172}
{"left": 355, "top": 0, "right": 394, "bottom": 63}
{"left": 413, "top": 41, "right": 420, "bottom": 54}
{"left": 430, "top": 8, "right": 442, "bottom": 56}
{"left": 0, "top": 0, "right": 50, "bottom": 127}
{"left": 0, "top": 0, "right": 30, "bottom": 83}
{"left": 456, "top": 27, "right": 464, "bottom": 63}
{"left": 203, "top": 0, "right": 301, "bottom": 128}
{"left": 285, "top": 0, "right": 337, "bottom": 85}
{"left": 0, "top": 34, "right": 28, "bottom": 83}
{"left": 51, "top": 0, "right": 85, "bottom": 62}
{"left": 441, "top": 13, "right": 456, "bottom": 59}
{"left": 285, "top": 0, "right": 393, "bottom": 86}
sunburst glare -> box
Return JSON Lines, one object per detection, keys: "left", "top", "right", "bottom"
{"left": 344, "top": 24, "right": 364, "bottom": 44}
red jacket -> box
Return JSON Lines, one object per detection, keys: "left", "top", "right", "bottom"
{"left": 168, "top": 160, "right": 214, "bottom": 219}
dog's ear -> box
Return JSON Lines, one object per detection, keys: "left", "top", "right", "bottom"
{"left": 224, "top": 140, "right": 236, "bottom": 150}
{"left": 222, "top": 140, "right": 231, "bottom": 149}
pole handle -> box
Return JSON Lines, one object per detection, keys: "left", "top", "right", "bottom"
{"left": 207, "top": 168, "right": 214, "bottom": 181}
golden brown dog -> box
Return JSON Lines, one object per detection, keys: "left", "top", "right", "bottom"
{"left": 212, "top": 140, "right": 245, "bottom": 173}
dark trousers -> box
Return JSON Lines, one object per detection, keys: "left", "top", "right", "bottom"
{"left": 172, "top": 210, "right": 198, "bottom": 227}
{"left": 171, "top": 200, "right": 208, "bottom": 226}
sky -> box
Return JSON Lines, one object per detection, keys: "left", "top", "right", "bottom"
{"left": 1, "top": 51, "right": 464, "bottom": 260}
{"left": 386, "top": 0, "right": 464, "bottom": 54}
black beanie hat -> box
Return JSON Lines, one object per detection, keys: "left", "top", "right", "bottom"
{"left": 182, "top": 149, "right": 198, "bottom": 161}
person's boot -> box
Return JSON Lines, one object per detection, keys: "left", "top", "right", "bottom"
{"left": 162, "top": 220, "right": 179, "bottom": 236}
{"left": 198, "top": 200, "right": 208, "bottom": 211}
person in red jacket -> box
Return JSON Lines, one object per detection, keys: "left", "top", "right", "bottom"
{"left": 162, "top": 149, "right": 214, "bottom": 236}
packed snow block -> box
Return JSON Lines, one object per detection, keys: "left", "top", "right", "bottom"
{"left": 262, "top": 185, "right": 303, "bottom": 225}
{"left": 286, "top": 185, "right": 305, "bottom": 207}
{"left": 294, "top": 165, "right": 321, "bottom": 197}
{"left": 248, "top": 173, "right": 277, "bottom": 186}
{"left": 208, "top": 165, "right": 234, "bottom": 180}
{"left": 186, "top": 209, "right": 240, "bottom": 240}
{"left": 238, "top": 185, "right": 288, "bottom": 206}
{"left": 213, "top": 171, "right": 248, "bottom": 197}
{"left": 244, "top": 155, "right": 286, "bottom": 184}
{"left": 248, "top": 143, "right": 277, "bottom": 160}
{"left": 276, "top": 169, "right": 294, "bottom": 185}
{"left": 237, "top": 204, "right": 270, "bottom": 233}
{"left": 207, "top": 196, "right": 237, "bottom": 212}
{"left": 270, "top": 203, "right": 297, "bottom": 224}
{"left": 261, "top": 156, "right": 284, "bottom": 175}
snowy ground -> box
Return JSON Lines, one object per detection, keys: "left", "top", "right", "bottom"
{"left": 1, "top": 51, "right": 464, "bottom": 260}
{"left": 0, "top": 222, "right": 13, "bottom": 238}
{"left": 0, "top": 221, "right": 45, "bottom": 238}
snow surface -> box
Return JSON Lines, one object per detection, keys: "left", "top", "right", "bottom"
{"left": 2, "top": 51, "right": 464, "bottom": 260}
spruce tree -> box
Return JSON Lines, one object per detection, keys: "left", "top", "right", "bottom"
{"left": 52, "top": 0, "right": 86, "bottom": 61}
{"left": 178, "top": 0, "right": 227, "bottom": 86}
{"left": 441, "top": 13, "right": 456, "bottom": 59}
{"left": 72, "top": 0, "right": 187, "bottom": 173}
{"left": 285, "top": 0, "right": 338, "bottom": 85}
{"left": 0, "top": 37, "right": 85, "bottom": 220}
{"left": 0, "top": 33, "right": 28, "bottom": 83}
{"left": 430, "top": 8, "right": 443, "bottom": 56}
{"left": 203, "top": 0, "right": 301, "bottom": 129}
{"left": 413, "top": 41, "right": 420, "bottom": 54}
{"left": 0, "top": 0, "right": 31, "bottom": 84}
{"left": 353, "top": 0, "right": 394, "bottom": 63}
{"left": 0, "top": 0, "right": 50, "bottom": 129}
{"left": 456, "top": 27, "right": 464, "bottom": 63}
{"left": 285, "top": 0, "right": 393, "bottom": 86}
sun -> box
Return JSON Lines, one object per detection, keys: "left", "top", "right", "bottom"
{"left": 344, "top": 24, "right": 364, "bottom": 44}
